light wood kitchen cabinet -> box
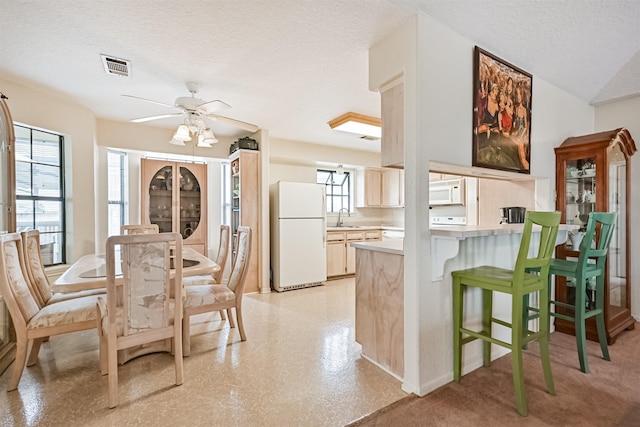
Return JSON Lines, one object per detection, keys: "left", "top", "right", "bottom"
{"left": 356, "top": 169, "right": 382, "bottom": 207}
{"left": 141, "top": 158, "right": 207, "bottom": 254}
{"left": 554, "top": 128, "right": 636, "bottom": 344}
{"left": 327, "top": 229, "right": 382, "bottom": 278}
{"left": 229, "top": 149, "right": 261, "bottom": 293}
{"left": 381, "top": 81, "right": 404, "bottom": 168}
{"left": 382, "top": 169, "right": 403, "bottom": 207}
{"left": 326, "top": 239, "right": 346, "bottom": 277}
{"left": 357, "top": 168, "right": 403, "bottom": 208}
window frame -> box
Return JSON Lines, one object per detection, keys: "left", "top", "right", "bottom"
{"left": 107, "top": 149, "right": 127, "bottom": 236}
{"left": 14, "top": 124, "right": 66, "bottom": 266}
{"left": 317, "top": 169, "right": 351, "bottom": 213}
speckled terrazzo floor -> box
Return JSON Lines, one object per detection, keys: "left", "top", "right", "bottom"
{"left": 0, "top": 278, "right": 407, "bottom": 426}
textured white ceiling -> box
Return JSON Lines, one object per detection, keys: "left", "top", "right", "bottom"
{"left": 0, "top": 0, "right": 638, "bottom": 153}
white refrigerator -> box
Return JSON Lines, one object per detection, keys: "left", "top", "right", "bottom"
{"left": 271, "top": 181, "right": 326, "bottom": 292}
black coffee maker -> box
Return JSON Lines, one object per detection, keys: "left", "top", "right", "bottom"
{"left": 500, "top": 207, "right": 526, "bottom": 224}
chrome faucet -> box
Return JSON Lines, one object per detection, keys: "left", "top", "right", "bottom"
{"left": 337, "top": 208, "right": 350, "bottom": 227}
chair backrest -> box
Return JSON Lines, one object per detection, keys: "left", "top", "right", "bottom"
{"left": 20, "top": 229, "right": 52, "bottom": 307}
{"left": 213, "top": 224, "right": 231, "bottom": 283}
{"left": 120, "top": 224, "right": 159, "bottom": 235}
{"left": 0, "top": 233, "right": 41, "bottom": 332}
{"left": 227, "top": 226, "right": 252, "bottom": 297}
{"left": 514, "top": 211, "right": 561, "bottom": 286}
{"left": 576, "top": 212, "right": 617, "bottom": 270}
{"left": 105, "top": 232, "right": 182, "bottom": 337}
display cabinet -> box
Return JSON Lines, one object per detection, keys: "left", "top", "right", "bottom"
{"left": 554, "top": 128, "right": 636, "bottom": 344}
{"left": 0, "top": 95, "right": 16, "bottom": 375}
{"left": 229, "top": 149, "right": 261, "bottom": 293}
{"left": 141, "top": 159, "right": 207, "bottom": 255}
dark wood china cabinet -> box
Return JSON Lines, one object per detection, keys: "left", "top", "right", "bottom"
{"left": 554, "top": 128, "right": 636, "bottom": 344}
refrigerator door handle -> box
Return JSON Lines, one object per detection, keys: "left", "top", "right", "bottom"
{"left": 322, "top": 192, "right": 326, "bottom": 247}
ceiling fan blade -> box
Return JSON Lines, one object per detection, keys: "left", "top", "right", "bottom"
{"left": 131, "top": 113, "right": 183, "bottom": 123}
{"left": 208, "top": 114, "right": 259, "bottom": 132}
{"left": 122, "top": 94, "right": 175, "bottom": 108}
{"left": 197, "top": 99, "right": 231, "bottom": 113}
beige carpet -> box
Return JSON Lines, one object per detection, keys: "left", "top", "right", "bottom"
{"left": 348, "top": 325, "right": 640, "bottom": 426}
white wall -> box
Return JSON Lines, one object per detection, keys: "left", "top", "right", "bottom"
{"left": 595, "top": 96, "right": 640, "bottom": 320}
{"left": 369, "top": 13, "right": 596, "bottom": 396}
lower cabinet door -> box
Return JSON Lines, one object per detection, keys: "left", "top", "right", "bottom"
{"left": 327, "top": 241, "right": 346, "bottom": 277}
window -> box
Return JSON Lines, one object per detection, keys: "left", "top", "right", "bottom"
{"left": 15, "top": 124, "right": 65, "bottom": 266}
{"left": 317, "top": 169, "right": 350, "bottom": 212}
{"left": 221, "top": 161, "right": 231, "bottom": 224}
{"left": 107, "top": 150, "right": 127, "bottom": 236}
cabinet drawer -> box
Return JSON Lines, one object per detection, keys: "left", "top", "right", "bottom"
{"left": 326, "top": 232, "right": 346, "bottom": 242}
{"left": 365, "top": 230, "right": 382, "bottom": 240}
{"left": 346, "top": 231, "right": 364, "bottom": 241}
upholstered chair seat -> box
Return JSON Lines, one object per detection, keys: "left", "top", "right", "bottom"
{"left": 185, "top": 285, "right": 235, "bottom": 307}
{"left": 27, "top": 295, "right": 100, "bottom": 330}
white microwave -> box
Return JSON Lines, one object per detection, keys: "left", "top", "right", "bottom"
{"left": 429, "top": 178, "right": 465, "bottom": 206}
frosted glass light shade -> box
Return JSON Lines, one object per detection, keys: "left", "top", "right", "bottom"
{"left": 173, "top": 124, "right": 192, "bottom": 141}
{"left": 201, "top": 128, "right": 218, "bottom": 145}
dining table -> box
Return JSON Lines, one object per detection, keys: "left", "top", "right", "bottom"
{"left": 52, "top": 247, "right": 220, "bottom": 293}
{"left": 52, "top": 247, "right": 220, "bottom": 364}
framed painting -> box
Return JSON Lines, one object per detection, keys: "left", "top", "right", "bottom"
{"left": 473, "top": 46, "right": 533, "bottom": 174}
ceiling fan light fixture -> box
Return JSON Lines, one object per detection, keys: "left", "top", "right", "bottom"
{"left": 169, "top": 137, "right": 186, "bottom": 146}
{"left": 197, "top": 138, "right": 212, "bottom": 148}
{"left": 173, "top": 124, "right": 192, "bottom": 141}
{"left": 201, "top": 128, "right": 218, "bottom": 145}
{"left": 328, "top": 112, "right": 381, "bottom": 139}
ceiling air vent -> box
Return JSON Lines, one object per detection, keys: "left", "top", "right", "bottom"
{"left": 101, "top": 54, "right": 131, "bottom": 77}
{"left": 360, "top": 135, "right": 380, "bottom": 141}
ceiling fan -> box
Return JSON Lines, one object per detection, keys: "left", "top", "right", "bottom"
{"left": 123, "top": 82, "right": 259, "bottom": 133}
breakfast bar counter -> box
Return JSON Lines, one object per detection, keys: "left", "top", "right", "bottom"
{"left": 351, "top": 222, "right": 577, "bottom": 380}
{"left": 429, "top": 223, "right": 578, "bottom": 281}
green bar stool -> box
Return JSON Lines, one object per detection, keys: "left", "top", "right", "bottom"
{"left": 525, "top": 212, "right": 616, "bottom": 373}
{"left": 452, "top": 211, "right": 561, "bottom": 417}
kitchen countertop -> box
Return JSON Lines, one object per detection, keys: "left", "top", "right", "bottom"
{"left": 350, "top": 239, "right": 404, "bottom": 255}
{"left": 326, "top": 225, "right": 404, "bottom": 232}
{"left": 429, "top": 223, "right": 578, "bottom": 239}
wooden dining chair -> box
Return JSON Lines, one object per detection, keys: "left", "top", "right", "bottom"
{"left": 525, "top": 212, "right": 616, "bottom": 373}
{"left": 0, "top": 233, "right": 100, "bottom": 391}
{"left": 96, "top": 232, "right": 184, "bottom": 408}
{"left": 120, "top": 224, "right": 159, "bottom": 235}
{"left": 21, "top": 230, "right": 106, "bottom": 307}
{"left": 451, "top": 211, "right": 561, "bottom": 417}
{"left": 182, "top": 226, "right": 251, "bottom": 356}
{"left": 183, "top": 224, "right": 231, "bottom": 286}
{"left": 182, "top": 224, "right": 231, "bottom": 321}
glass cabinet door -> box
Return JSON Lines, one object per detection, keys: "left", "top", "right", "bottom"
{"left": 564, "top": 156, "right": 596, "bottom": 236}
{"left": 606, "top": 143, "right": 627, "bottom": 319}
{"left": 178, "top": 166, "right": 201, "bottom": 240}
{"left": 148, "top": 165, "right": 173, "bottom": 233}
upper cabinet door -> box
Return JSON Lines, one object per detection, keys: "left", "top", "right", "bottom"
{"left": 381, "top": 81, "right": 404, "bottom": 168}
